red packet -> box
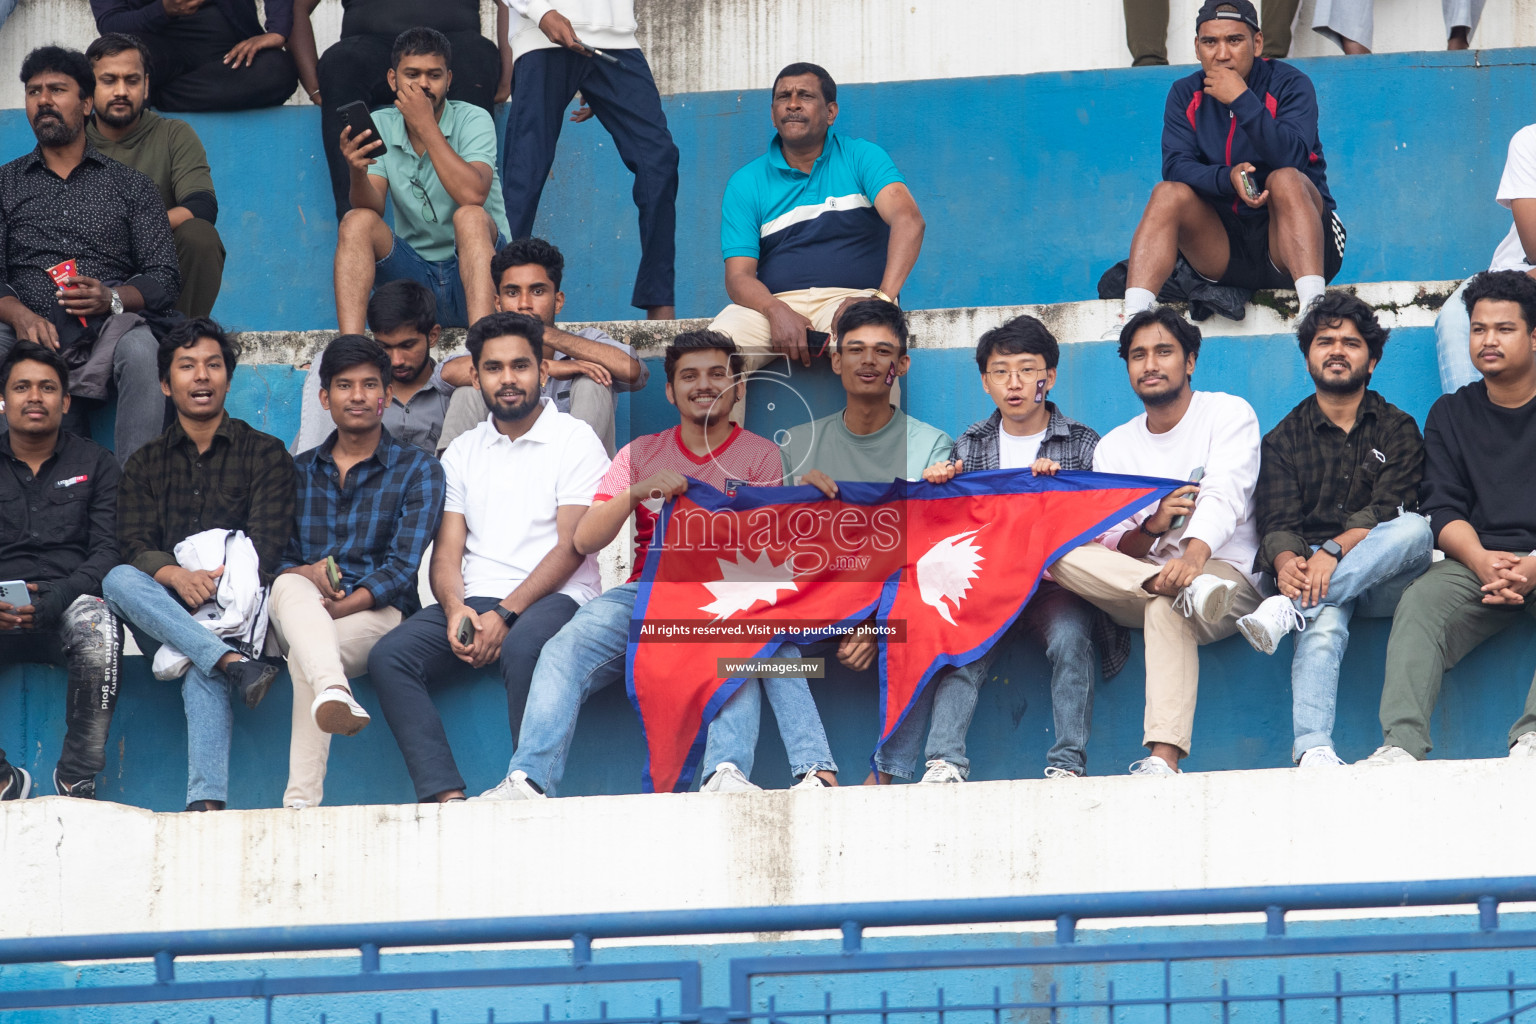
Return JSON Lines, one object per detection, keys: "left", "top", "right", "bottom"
{"left": 47, "top": 259, "right": 89, "bottom": 326}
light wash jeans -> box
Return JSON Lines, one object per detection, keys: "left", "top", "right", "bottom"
{"left": 102, "top": 564, "right": 242, "bottom": 805}
{"left": 1288, "top": 513, "right": 1434, "bottom": 760}
{"left": 879, "top": 584, "right": 1097, "bottom": 778}
{"left": 507, "top": 582, "right": 836, "bottom": 794}
{"left": 1434, "top": 279, "right": 1479, "bottom": 394}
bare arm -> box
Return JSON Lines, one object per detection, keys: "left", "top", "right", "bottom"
{"left": 872, "top": 182, "right": 925, "bottom": 299}
{"left": 543, "top": 326, "right": 643, "bottom": 384}
{"left": 289, "top": 0, "right": 322, "bottom": 101}
{"left": 724, "top": 255, "right": 814, "bottom": 365}
{"left": 428, "top": 510, "right": 470, "bottom": 620}
{"left": 498, "top": 504, "right": 589, "bottom": 614}
{"left": 723, "top": 255, "right": 777, "bottom": 313}
{"left": 495, "top": 3, "right": 514, "bottom": 103}
{"left": 349, "top": 169, "right": 388, "bottom": 217}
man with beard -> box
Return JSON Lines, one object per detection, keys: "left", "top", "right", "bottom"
{"left": 291, "top": 280, "right": 457, "bottom": 456}
{"left": 1237, "top": 292, "right": 1429, "bottom": 768}
{"left": 0, "top": 47, "right": 179, "bottom": 464}
{"left": 272, "top": 334, "right": 444, "bottom": 809}
{"left": 86, "top": 33, "right": 224, "bottom": 319}
{"left": 437, "top": 238, "right": 647, "bottom": 456}
{"left": 1046, "top": 306, "right": 1264, "bottom": 776}
{"left": 367, "top": 312, "right": 608, "bottom": 803}
{"left": 473, "top": 330, "right": 839, "bottom": 801}
{"left": 0, "top": 341, "right": 124, "bottom": 800}
{"left": 103, "top": 318, "right": 296, "bottom": 811}
{"left": 333, "top": 27, "right": 509, "bottom": 335}
{"left": 1362, "top": 271, "right": 1536, "bottom": 766}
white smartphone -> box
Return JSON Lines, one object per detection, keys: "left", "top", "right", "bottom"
{"left": 0, "top": 580, "right": 30, "bottom": 608}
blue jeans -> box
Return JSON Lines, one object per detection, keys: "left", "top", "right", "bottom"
{"left": 508, "top": 583, "right": 835, "bottom": 793}
{"left": 879, "top": 583, "right": 1097, "bottom": 778}
{"left": 102, "top": 565, "right": 245, "bottom": 805}
{"left": 699, "top": 649, "right": 839, "bottom": 781}
{"left": 1289, "top": 513, "right": 1434, "bottom": 760}
{"left": 1434, "top": 278, "right": 1479, "bottom": 394}
{"left": 375, "top": 231, "right": 507, "bottom": 328}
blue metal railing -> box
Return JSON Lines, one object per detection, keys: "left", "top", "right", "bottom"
{"left": 2, "top": 876, "right": 1535, "bottom": 1021}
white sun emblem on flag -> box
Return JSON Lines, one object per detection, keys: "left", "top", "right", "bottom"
{"left": 699, "top": 551, "right": 800, "bottom": 621}
{"left": 916, "top": 529, "right": 984, "bottom": 626}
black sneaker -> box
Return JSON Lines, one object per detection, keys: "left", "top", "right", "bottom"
{"left": 54, "top": 769, "right": 96, "bottom": 799}
{"left": 225, "top": 657, "right": 280, "bottom": 710}
{"left": 185, "top": 799, "right": 225, "bottom": 812}
{"left": 0, "top": 764, "right": 32, "bottom": 801}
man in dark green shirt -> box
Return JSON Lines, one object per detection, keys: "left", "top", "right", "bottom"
{"left": 86, "top": 33, "right": 224, "bottom": 318}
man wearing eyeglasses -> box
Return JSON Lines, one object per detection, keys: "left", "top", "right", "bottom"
{"left": 876, "top": 315, "right": 1116, "bottom": 785}
{"left": 333, "top": 27, "right": 510, "bottom": 336}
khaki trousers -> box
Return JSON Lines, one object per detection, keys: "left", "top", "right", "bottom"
{"left": 1049, "top": 543, "right": 1261, "bottom": 755}
{"left": 268, "top": 573, "right": 402, "bottom": 808}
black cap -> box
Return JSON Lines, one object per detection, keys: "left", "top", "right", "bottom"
{"left": 1194, "top": 0, "right": 1260, "bottom": 32}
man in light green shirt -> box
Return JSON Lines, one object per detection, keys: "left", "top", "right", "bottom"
{"left": 333, "top": 27, "right": 510, "bottom": 334}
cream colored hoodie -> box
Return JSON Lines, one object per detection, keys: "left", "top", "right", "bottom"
{"left": 502, "top": 0, "right": 639, "bottom": 63}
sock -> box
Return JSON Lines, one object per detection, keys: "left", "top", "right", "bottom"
{"left": 1295, "top": 275, "right": 1325, "bottom": 310}
{"left": 1124, "top": 287, "right": 1157, "bottom": 315}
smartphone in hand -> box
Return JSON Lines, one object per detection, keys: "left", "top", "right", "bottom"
{"left": 1168, "top": 466, "right": 1206, "bottom": 531}
{"left": 337, "top": 101, "right": 383, "bottom": 149}
{"left": 324, "top": 556, "right": 342, "bottom": 592}
{"left": 0, "top": 580, "right": 29, "bottom": 608}
{"left": 456, "top": 614, "right": 477, "bottom": 648}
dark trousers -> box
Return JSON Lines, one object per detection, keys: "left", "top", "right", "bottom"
{"left": 317, "top": 32, "right": 501, "bottom": 218}
{"left": 501, "top": 47, "right": 678, "bottom": 310}
{"left": 137, "top": 5, "right": 298, "bottom": 112}
{"left": 1123, "top": 0, "right": 1299, "bottom": 64}
{"left": 0, "top": 595, "right": 123, "bottom": 784}
{"left": 174, "top": 218, "right": 225, "bottom": 318}
{"left": 367, "top": 592, "right": 579, "bottom": 800}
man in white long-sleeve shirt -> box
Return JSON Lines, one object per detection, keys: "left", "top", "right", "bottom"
{"left": 1049, "top": 307, "right": 1264, "bottom": 776}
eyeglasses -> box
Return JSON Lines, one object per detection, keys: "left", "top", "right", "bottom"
{"left": 408, "top": 177, "right": 438, "bottom": 223}
{"left": 985, "top": 367, "right": 1049, "bottom": 384}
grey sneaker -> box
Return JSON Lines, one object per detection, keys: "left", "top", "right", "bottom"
{"left": 1128, "top": 755, "right": 1180, "bottom": 777}
{"left": 701, "top": 762, "right": 759, "bottom": 793}
{"left": 1357, "top": 745, "right": 1416, "bottom": 767}
{"left": 471, "top": 769, "right": 546, "bottom": 801}
{"left": 918, "top": 759, "right": 965, "bottom": 784}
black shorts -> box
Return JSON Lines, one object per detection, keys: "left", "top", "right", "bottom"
{"left": 1210, "top": 205, "right": 1346, "bottom": 291}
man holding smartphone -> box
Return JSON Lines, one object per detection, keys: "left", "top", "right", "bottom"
{"left": 367, "top": 312, "right": 608, "bottom": 804}
{"left": 271, "top": 334, "right": 445, "bottom": 809}
{"left": 0, "top": 341, "right": 124, "bottom": 800}
{"left": 333, "top": 28, "right": 510, "bottom": 335}
{"left": 1046, "top": 307, "right": 1265, "bottom": 777}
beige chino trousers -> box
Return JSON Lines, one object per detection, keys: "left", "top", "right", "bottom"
{"left": 268, "top": 573, "right": 402, "bottom": 808}
{"left": 1049, "top": 543, "right": 1261, "bottom": 756}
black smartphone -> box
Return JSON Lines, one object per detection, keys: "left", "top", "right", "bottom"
{"left": 337, "top": 101, "right": 382, "bottom": 149}
{"left": 806, "top": 329, "right": 831, "bottom": 358}
{"left": 456, "top": 614, "right": 477, "bottom": 647}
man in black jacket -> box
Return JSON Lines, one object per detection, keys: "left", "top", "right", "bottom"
{"left": 0, "top": 342, "right": 124, "bottom": 799}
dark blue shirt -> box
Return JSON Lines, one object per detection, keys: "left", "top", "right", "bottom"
{"left": 280, "top": 428, "right": 445, "bottom": 615}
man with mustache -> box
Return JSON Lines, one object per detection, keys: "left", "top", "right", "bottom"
{"left": 272, "top": 334, "right": 445, "bottom": 808}
{"left": 709, "top": 63, "right": 925, "bottom": 422}
{"left": 0, "top": 341, "right": 124, "bottom": 801}
{"left": 333, "top": 27, "right": 510, "bottom": 336}
{"left": 1046, "top": 306, "right": 1264, "bottom": 776}
{"left": 367, "top": 312, "right": 608, "bottom": 803}
{"left": 86, "top": 33, "right": 224, "bottom": 319}
{"left": 1237, "top": 292, "right": 1429, "bottom": 768}
{"left": 1362, "top": 270, "right": 1536, "bottom": 766}
{"left": 0, "top": 47, "right": 179, "bottom": 464}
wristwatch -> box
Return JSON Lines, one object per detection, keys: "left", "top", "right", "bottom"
{"left": 1320, "top": 539, "right": 1344, "bottom": 560}
{"left": 108, "top": 287, "right": 123, "bottom": 316}
{"left": 872, "top": 288, "right": 899, "bottom": 306}
{"left": 493, "top": 605, "right": 518, "bottom": 628}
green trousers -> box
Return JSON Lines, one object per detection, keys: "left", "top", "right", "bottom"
{"left": 173, "top": 217, "right": 225, "bottom": 320}
{"left": 1123, "top": 0, "right": 1300, "bottom": 66}
{"left": 1380, "top": 558, "right": 1536, "bottom": 759}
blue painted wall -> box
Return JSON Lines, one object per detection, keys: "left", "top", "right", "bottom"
{"left": 0, "top": 49, "right": 1527, "bottom": 329}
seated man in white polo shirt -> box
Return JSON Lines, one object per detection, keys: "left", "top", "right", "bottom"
{"left": 366, "top": 311, "right": 609, "bottom": 803}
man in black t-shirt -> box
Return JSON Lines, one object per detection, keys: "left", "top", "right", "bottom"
{"left": 293, "top": 2, "right": 507, "bottom": 218}
{"left": 1366, "top": 271, "right": 1536, "bottom": 766}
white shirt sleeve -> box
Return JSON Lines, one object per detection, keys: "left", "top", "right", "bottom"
{"left": 1182, "top": 396, "right": 1262, "bottom": 559}
{"left": 1497, "top": 125, "right": 1536, "bottom": 209}
{"left": 1091, "top": 432, "right": 1151, "bottom": 552}
{"left": 442, "top": 440, "right": 468, "bottom": 515}
{"left": 556, "top": 422, "right": 612, "bottom": 507}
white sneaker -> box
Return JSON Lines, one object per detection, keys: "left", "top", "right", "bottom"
{"left": 1237, "top": 595, "right": 1307, "bottom": 655}
{"left": 701, "top": 762, "right": 760, "bottom": 793}
{"left": 917, "top": 759, "right": 965, "bottom": 784}
{"left": 1509, "top": 733, "right": 1536, "bottom": 758}
{"left": 471, "top": 769, "right": 546, "bottom": 801}
{"left": 1357, "top": 745, "right": 1416, "bottom": 767}
{"left": 1297, "top": 745, "right": 1344, "bottom": 768}
{"left": 1043, "top": 766, "right": 1082, "bottom": 779}
{"left": 1172, "top": 574, "right": 1239, "bottom": 624}
{"left": 792, "top": 772, "right": 832, "bottom": 789}
{"left": 311, "top": 686, "right": 371, "bottom": 736}
{"left": 1128, "top": 755, "right": 1180, "bottom": 776}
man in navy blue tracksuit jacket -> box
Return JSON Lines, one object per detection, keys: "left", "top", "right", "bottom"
{"left": 1122, "top": 0, "right": 1345, "bottom": 319}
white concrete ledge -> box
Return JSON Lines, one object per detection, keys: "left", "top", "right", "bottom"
{"left": 3, "top": 755, "right": 1531, "bottom": 939}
